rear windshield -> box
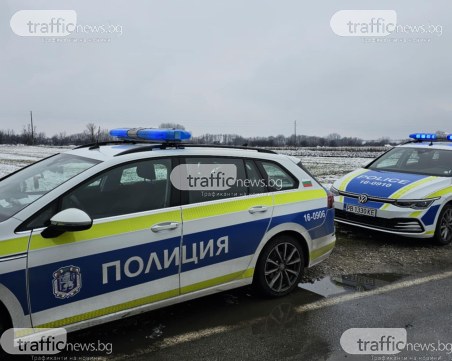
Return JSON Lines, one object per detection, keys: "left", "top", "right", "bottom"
{"left": 367, "top": 147, "right": 452, "bottom": 177}
{"left": 0, "top": 153, "right": 100, "bottom": 223}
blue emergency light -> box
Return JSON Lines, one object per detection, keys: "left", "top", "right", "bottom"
{"left": 409, "top": 133, "right": 437, "bottom": 141}
{"left": 109, "top": 128, "right": 191, "bottom": 142}
{"left": 447, "top": 134, "right": 452, "bottom": 141}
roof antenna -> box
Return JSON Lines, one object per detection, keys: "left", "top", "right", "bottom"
{"left": 89, "top": 126, "right": 102, "bottom": 150}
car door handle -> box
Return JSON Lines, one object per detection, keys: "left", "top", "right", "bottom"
{"left": 248, "top": 206, "right": 268, "bottom": 214}
{"left": 151, "top": 222, "right": 179, "bottom": 232}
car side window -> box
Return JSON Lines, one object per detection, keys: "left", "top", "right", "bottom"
{"left": 257, "top": 160, "right": 297, "bottom": 191}
{"left": 184, "top": 157, "right": 248, "bottom": 204}
{"left": 60, "top": 158, "right": 172, "bottom": 219}
{"left": 245, "top": 160, "right": 268, "bottom": 195}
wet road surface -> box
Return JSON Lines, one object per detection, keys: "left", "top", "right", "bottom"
{"left": 14, "top": 226, "right": 452, "bottom": 361}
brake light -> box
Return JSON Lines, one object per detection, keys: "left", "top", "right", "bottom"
{"left": 327, "top": 191, "right": 334, "bottom": 209}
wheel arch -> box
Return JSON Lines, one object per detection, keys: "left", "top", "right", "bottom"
{"left": 249, "top": 223, "right": 312, "bottom": 272}
{"left": 0, "top": 283, "right": 30, "bottom": 329}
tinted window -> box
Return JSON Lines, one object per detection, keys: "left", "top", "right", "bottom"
{"left": 257, "top": 161, "right": 297, "bottom": 191}
{"left": 368, "top": 147, "right": 452, "bottom": 176}
{"left": 60, "top": 159, "right": 172, "bottom": 219}
{"left": 184, "top": 157, "right": 247, "bottom": 204}
{"left": 245, "top": 160, "right": 268, "bottom": 195}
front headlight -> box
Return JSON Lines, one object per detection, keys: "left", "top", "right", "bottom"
{"left": 330, "top": 186, "right": 340, "bottom": 196}
{"left": 394, "top": 197, "right": 440, "bottom": 209}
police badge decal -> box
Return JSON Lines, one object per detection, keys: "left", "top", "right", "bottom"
{"left": 52, "top": 265, "right": 82, "bottom": 299}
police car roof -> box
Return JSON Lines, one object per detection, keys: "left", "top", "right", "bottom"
{"left": 65, "top": 143, "right": 290, "bottom": 162}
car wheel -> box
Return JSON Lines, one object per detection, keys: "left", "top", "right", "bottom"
{"left": 254, "top": 235, "right": 304, "bottom": 297}
{"left": 434, "top": 205, "right": 452, "bottom": 245}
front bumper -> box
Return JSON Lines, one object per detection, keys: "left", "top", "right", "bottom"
{"left": 333, "top": 196, "right": 440, "bottom": 238}
{"left": 335, "top": 208, "right": 425, "bottom": 234}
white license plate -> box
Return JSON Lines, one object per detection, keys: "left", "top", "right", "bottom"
{"left": 345, "top": 204, "right": 377, "bottom": 217}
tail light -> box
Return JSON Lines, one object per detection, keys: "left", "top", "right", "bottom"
{"left": 327, "top": 191, "right": 334, "bottom": 209}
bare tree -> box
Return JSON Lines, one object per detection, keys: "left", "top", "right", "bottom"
{"left": 159, "top": 123, "right": 185, "bottom": 130}
{"left": 85, "top": 123, "right": 99, "bottom": 143}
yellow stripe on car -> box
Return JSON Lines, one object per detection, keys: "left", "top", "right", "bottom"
{"left": 183, "top": 195, "right": 273, "bottom": 221}
{"left": 380, "top": 176, "right": 437, "bottom": 210}
{"left": 0, "top": 236, "right": 29, "bottom": 257}
{"left": 310, "top": 241, "right": 335, "bottom": 261}
{"left": 29, "top": 210, "right": 182, "bottom": 252}
{"left": 426, "top": 186, "right": 452, "bottom": 198}
{"left": 273, "top": 189, "right": 326, "bottom": 205}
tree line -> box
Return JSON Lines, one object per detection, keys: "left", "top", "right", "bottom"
{"left": 0, "top": 122, "right": 397, "bottom": 147}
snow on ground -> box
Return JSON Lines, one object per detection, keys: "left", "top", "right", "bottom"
{"left": 0, "top": 145, "right": 385, "bottom": 187}
{"left": 0, "top": 145, "right": 67, "bottom": 178}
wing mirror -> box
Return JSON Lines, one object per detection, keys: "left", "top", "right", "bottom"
{"left": 41, "top": 208, "right": 93, "bottom": 239}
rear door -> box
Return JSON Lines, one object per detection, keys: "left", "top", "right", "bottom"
{"left": 25, "top": 157, "right": 182, "bottom": 329}
{"left": 178, "top": 157, "right": 273, "bottom": 294}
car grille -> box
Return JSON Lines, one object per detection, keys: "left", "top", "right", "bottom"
{"left": 335, "top": 209, "right": 425, "bottom": 233}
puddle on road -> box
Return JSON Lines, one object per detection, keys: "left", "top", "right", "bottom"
{"left": 299, "top": 273, "right": 407, "bottom": 298}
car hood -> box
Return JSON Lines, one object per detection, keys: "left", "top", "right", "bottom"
{"left": 333, "top": 168, "right": 451, "bottom": 199}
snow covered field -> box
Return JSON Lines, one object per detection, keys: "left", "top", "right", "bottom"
{"left": 0, "top": 145, "right": 70, "bottom": 177}
{"left": 0, "top": 145, "right": 385, "bottom": 187}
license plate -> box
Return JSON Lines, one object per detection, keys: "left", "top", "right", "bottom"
{"left": 345, "top": 204, "right": 377, "bottom": 217}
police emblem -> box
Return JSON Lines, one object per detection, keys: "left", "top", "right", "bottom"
{"left": 52, "top": 266, "right": 82, "bottom": 299}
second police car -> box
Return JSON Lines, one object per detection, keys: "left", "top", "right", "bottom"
{"left": 332, "top": 133, "right": 452, "bottom": 245}
{"left": 0, "top": 128, "right": 335, "bottom": 338}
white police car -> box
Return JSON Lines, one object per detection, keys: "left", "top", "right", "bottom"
{"left": 331, "top": 133, "right": 452, "bottom": 245}
{"left": 0, "top": 128, "right": 335, "bottom": 336}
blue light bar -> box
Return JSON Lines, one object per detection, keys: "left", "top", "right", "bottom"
{"left": 447, "top": 134, "right": 452, "bottom": 141}
{"left": 109, "top": 128, "right": 191, "bottom": 142}
{"left": 409, "top": 133, "right": 437, "bottom": 141}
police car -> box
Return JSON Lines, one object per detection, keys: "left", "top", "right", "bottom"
{"left": 0, "top": 128, "right": 335, "bottom": 337}
{"left": 331, "top": 133, "right": 452, "bottom": 245}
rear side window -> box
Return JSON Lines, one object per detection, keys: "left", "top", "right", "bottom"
{"left": 245, "top": 160, "right": 268, "bottom": 195}
{"left": 256, "top": 160, "right": 297, "bottom": 191}
{"left": 183, "top": 157, "right": 248, "bottom": 204}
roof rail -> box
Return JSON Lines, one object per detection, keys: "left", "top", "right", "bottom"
{"left": 114, "top": 143, "right": 277, "bottom": 157}
{"left": 179, "top": 144, "right": 277, "bottom": 154}
{"left": 74, "top": 140, "right": 149, "bottom": 150}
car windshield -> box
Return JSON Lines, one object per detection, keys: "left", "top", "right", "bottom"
{"left": 0, "top": 153, "right": 100, "bottom": 222}
{"left": 368, "top": 147, "right": 452, "bottom": 177}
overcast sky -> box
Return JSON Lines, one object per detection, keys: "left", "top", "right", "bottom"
{"left": 1, "top": 1, "right": 451, "bottom": 140}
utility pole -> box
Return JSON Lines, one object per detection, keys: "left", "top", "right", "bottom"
{"left": 30, "top": 110, "right": 34, "bottom": 145}
{"left": 294, "top": 120, "right": 297, "bottom": 147}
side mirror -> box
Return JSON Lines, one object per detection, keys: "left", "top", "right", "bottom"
{"left": 41, "top": 208, "right": 93, "bottom": 239}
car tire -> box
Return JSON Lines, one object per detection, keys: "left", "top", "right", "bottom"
{"left": 254, "top": 235, "right": 305, "bottom": 297}
{"left": 434, "top": 204, "right": 452, "bottom": 245}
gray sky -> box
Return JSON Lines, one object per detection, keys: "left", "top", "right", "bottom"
{"left": 1, "top": 1, "right": 451, "bottom": 140}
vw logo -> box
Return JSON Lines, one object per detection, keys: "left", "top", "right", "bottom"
{"left": 358, "top": 194, "right": 368, "bottom": 204}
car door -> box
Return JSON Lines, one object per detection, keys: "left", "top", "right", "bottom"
{"left": 178, "top": 157, "right": 273, "bottom": 294}
{"left": 25, "top": 157, "right": 182, "bottom": 329}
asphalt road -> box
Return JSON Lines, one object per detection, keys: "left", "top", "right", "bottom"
{"left": 10, "top": 226, "right": 452, "bottom": 361}
{"left": 57, "top": 225, "right": 452, "bottom": 361}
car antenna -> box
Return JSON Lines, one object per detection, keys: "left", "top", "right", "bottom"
{"left": 89, "top": 126, "right": 102, "bottom": 150}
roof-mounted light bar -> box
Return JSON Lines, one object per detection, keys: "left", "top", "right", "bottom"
{"left": 409, "top": 133, "right": 437, "bottom": 141}
{"left": 110, "top": 128, "right": 191, "bottom": 142}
